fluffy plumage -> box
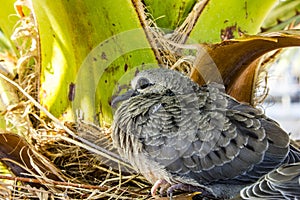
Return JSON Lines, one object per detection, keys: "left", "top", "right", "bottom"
{"left": 112, "top": 68, "right": 300, "bottom": 199}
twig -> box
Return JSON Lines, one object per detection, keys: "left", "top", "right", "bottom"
{"left": 0, "top": 175, "right": 108, "bottom": 190}
{"left": 0, "top": 175, "right": 146, "bottom": 197}
{"left": 0, "top": 73, "right": 132, "bottom": 170}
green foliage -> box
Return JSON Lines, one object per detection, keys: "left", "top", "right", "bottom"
{"left": 143, "top": 0, "right": 197, "bottom": 30}
{"left": 0, "top": 0, "right": 18, "bottom": 54}
{"left": 0, "top": 32, "right": 12, "bottom": 52}
{"left": 32, "top": 0, "right": 158, "bottom": 123}
{"left": 262, "top": 0, "right": 300, "bottom": 31}
{"left": 189, "top": 0, "right": 278, "bottom": 43}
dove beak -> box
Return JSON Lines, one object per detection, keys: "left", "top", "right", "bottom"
{"left": 111, "top": 89, "right": 139, "bottom": 108}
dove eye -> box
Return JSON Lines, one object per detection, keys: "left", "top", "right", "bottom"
{"left": 136, "top": 77, "right": 154, "bottom": 89}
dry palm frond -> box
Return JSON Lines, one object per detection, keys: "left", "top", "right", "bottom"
{"left": 252, "top": 49, "right": 282, "bottom": 106}
{"left": 0, "top": 72, "right": 151, "bottom": 199}
{"left": 134, "top": 0, "right": 209, "bottom": 77}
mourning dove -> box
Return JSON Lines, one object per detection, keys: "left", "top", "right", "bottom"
{"left": 112, "top": 68, "right": 300, "bottom": 199}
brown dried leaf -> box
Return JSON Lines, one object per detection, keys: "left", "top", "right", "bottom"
{"left": 0, "top": 132, "right": 65, "bottom": 187}
{"left": 191, "top": 30, "right": 300, "bottom": 104}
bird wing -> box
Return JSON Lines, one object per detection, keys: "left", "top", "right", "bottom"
{"left": 113, "top": 83, "right": 291, "bottom": 185}
{"left": 176, "top": 84, "right": 290, "bottom": 184}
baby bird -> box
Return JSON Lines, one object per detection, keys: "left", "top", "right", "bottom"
{"left": 112, "top": 68, "right": 300, "bottom": 199}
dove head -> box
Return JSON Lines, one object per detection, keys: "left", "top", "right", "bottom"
{"left": 111, "top": 68, "right": 197, "bottom": 108}
{"left": 131, "top": 68, "right": 196, "bottom": 94}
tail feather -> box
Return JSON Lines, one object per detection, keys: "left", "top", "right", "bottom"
{"left": 285, "top": 145, "right": 300, "bottom": 163}
{"left": 239, "top": 162, "right": 300, "bottom": 199}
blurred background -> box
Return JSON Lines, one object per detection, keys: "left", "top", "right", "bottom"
{"left": 263, "top": 47, "right": 300, "bottom": 140}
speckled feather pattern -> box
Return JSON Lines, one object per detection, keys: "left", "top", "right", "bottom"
{"left": 112, "top": 68, "right": 300, "bottom": 199}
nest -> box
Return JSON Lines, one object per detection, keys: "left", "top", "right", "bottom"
{"left": 0, "top": 1, "right": 205, "bottom": 199}
{"left": 0, "top": 96, "right": 152, "bottom": 199}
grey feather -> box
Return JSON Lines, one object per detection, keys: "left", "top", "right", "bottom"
{"left": 240, "top": 162, "right": 300, "bottom": 199}
{"left": 112, "top": 68, "right": 300, "bottom": 199}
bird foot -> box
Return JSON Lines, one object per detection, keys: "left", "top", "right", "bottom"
{"left": 166, "top": 183, "right": 212, "bottom": 198}
{"left": 151, "top": 180, "right": 212, "bottom": 198}
{"left": 151, "top": 179, "right": 170, "bottom": 196}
